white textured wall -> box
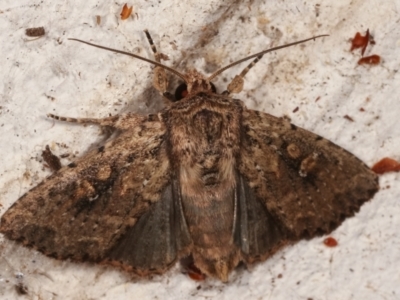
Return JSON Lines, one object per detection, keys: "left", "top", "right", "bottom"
{"left": 0, "top": 0, "right": 399, "bottom": 299}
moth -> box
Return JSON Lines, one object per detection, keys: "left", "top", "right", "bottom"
{"left": 0, "top": 31, "right": 379, "bottom": 282}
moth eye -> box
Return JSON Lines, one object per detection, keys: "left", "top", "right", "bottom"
{"left": 210, "top": 82, "right": 217, "bottom": 94}
{"left": 174, "top": 82, "right": 218, "bottom": 101}
{"left": 174, "top": 83, "right": 188, "bottom": 101}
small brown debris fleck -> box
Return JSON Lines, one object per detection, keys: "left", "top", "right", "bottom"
{"left": 120, "top": 4, "right": 133, "bottom": 20}
{"left": 42, "top": 145, "right": 62, "bottom": 171}
{"left": 25, "top": 27, "right": 45, "bottom": 37}
{"left": 350, "top": 29, "right": 370, "bottom": 56}
{"left": 292, "top": 106, "right": 299, "bottom": 113}
{"left": 372, "top": 157, "right": 400, "bottom": 174}
{"left": 343, "top": 115, "right": 354, "bottom": 122}
{"left": 323, "top": 237, "right": 338, "bottom": 247}
{"left": 358, "top": 55, "right": 381, "bottom": 65}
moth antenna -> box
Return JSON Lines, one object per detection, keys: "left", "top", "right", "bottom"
{"left": 207, "top": 34, "right": 328, "bottom": 94}
{"left": 68, "top": 38, "right": 188, "bottom": 82}
{"left": 143, "top": 29, "right": 162, "bottom": 63}
{"left": 142, "top": 30, "right": 174, "bottom": 101}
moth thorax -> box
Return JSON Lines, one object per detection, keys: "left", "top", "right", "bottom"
{"left": 192, "top": 109, "right": 223, "bottom": 142}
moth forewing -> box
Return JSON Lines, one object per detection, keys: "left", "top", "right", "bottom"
{"left": 0, "top": 32, "right": 378, "bottom": 282}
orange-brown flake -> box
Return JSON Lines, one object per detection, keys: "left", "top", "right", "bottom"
{"left": 358, "top": 55, "right": 380, "bottom": 65}
{"left": 120, "top": 4, "right": 133, "bottom": 20}
{"left": 350, "top": 29, "right": 370, "bottom": 56}
{"left": 323, "top": 237, "right": 338, "bottom": 247}
{"left": 372, "top": 157, "right": 400, "bottom": 174}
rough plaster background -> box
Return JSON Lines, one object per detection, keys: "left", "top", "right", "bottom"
{"left": 0, "top": 0, "right": 399, "bottom": 299}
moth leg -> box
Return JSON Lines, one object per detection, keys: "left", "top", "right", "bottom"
{"left": 224, "top": 54, "right": 263, "bottom": 95}
{"left": 47, "top": 112, "right": 148, "bottom": 130}
{"left": 143, "top": 30, "right": 174, "bottom": 102}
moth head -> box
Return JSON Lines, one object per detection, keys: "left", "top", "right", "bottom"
{"left": 174, "top": 80, "right": 217, "bottom": 101}
{"left": 68, "top": 32, "right": 328, "bottom": 102}
{"left": 173, "top": 70, "right": 217, "bottom": 101}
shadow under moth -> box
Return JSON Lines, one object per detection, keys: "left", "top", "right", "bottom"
{"left": 0, "top": 31, "right": 379, "bottom": 282}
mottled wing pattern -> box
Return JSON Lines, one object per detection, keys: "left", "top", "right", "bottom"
{"left": 0, "top": 117, "right": 190, "bottom": 273}
{"left": 238, "top": 109, "right": 379, "bottom": 259}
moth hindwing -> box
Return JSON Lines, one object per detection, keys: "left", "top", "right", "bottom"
{"left": 0, "top": 32, "right": 378, "bottom": 282}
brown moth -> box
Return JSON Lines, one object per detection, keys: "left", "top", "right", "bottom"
{"left": 0, "top": 31, "right": 379, "bottom": 282}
